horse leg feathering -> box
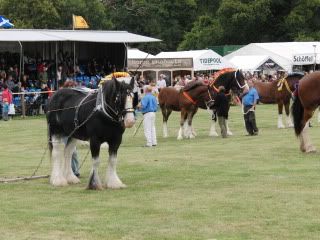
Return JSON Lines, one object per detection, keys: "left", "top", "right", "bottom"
{"left": 124, "top": 95, "right": 135, "bottom": 128}
{"left": 64, "top": 138, "right": 80, "bottom": 184}
{"left": 87, "top": 139, "right": 103, "bottom": 190}
{"left": 106, "top": 152, "right": 126, "bottom": 189}
{"left": 50, "top": 135, "right": 68, "bottom": 187}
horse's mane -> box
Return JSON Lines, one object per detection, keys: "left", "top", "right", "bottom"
{"left": 209, "top": 68, "right": 236, "bottom": 88}
{"left": 213, "top": 68, "right": 236, "bottom": 81}
{"left": 183, "top": 81, "right": 204, "bottom": 91}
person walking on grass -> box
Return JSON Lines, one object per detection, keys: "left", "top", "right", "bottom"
{"left": 141, "top": 85, "right": 158, "bottom": 147}
{"left": 212, "top": 86, "right": 229, "bottom": 138}
{"left": 242, "top": 79, "right": 259, "bottom": 136}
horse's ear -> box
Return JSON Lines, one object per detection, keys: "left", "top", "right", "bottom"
{"left": 113, "top": 77, "right": 120, "bottom": 89}
{"left": 130, "top": 76, "right": 135, "bottom": 88}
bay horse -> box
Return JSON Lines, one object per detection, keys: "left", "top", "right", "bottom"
{"left": 47, "top": 77, "right": 136, "bottom": 189}
{"left": 254, "top": 72, "right": 304, "bottom": 128}
{"left": 158, "top": 69, "right": 246, "bottom": 139}
{"left": 292, "top": 71, "right": 320, "bottom": 153}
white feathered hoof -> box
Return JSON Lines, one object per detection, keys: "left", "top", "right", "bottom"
{"left": 305, "top": 145, "right": 317, "bottom": 153}
{"left": 209, "top": 131, "right": 219, "bottom": 137}
{"left": 66, "top": 174, "right": 81, "bottom": 184}
{"left": 50, "top": 176, "right": 68, "bottom": 187}
{"left": 106, "top": 181, "right": 127, "bottom": 189}
{"left": 87, "top": 171, "right": 103, "bottom": 190}
{"left": 227, "top": 131, "right": 233, "bottom": 136}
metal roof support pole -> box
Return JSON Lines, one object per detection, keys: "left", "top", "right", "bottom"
{"left": 55, "top": 42, "right": 58, "bottom": 90}
{"left": 18, "top": 41, "right": 22, "bottom": 82}
{"left": 18, "top": 41, "right": 26, "bottom": 117}
{"left": 73, "top": 41, "right": 76, "bottom": 78}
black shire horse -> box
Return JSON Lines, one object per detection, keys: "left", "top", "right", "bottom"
{"left": 47, "top": 77, "right": 136, "bottom": 190}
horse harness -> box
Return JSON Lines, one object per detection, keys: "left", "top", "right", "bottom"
{"left": 182, "top": 91, "right": 197, "bottom": 105}
{"left": 277, "top": 78, "right": 293, "bottom": 94}
{"left": 73, "top": 86, "right": 134, "bottom": 129}
{"left": 181, "top": 86, "right": 215, "bottom": 108}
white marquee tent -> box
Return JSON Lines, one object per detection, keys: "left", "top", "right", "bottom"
{"left": 128, "top": 48, "right": 154, "bottom": 59}
{"left": 127, "top": 49, "right": 235, "bottom": 84}
{"left": 228, "top": 55, "right": 283, "bottom": 72}
{"left": 225, "top": 42, "right": 320, "bottom": 73}
{"left": 155, "top": 49, "right": 235, "bottom": 71}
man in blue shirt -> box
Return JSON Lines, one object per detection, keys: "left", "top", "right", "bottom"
{"left": 141, "top": 85, "right": 158, "bottom": 147}
{"left": 242, "top": 79, "right": 259, "bottom": 136}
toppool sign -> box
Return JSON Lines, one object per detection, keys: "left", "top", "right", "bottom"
{"left": 199, "top": 57, "right": 222, "bottom": 65}
{"left": 293, "top": 54, "right": 315, "bottom": 65}
{"left": 128, "top": 58, "right": 193, "bottom": 69}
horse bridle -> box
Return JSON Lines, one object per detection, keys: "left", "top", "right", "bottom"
{"left": 206, "top": 86, "right": 215, "bottom": 108}
{"left": 234, "top": 70, "right": 248, "bottom": 89}
{"left": 96, "top": 86, "right": 134, "bottom": 123}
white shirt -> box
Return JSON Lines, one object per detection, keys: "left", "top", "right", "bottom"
{"left": 157, "top": 79, "right": 167, "bottom": 89}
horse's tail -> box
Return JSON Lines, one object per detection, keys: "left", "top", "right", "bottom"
{"left": 292, "top": 96, "right": 304, "bottom": 136}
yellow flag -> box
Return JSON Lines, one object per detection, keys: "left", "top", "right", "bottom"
{"left": 73, "top": 15, "right": 89, "bottom": 29}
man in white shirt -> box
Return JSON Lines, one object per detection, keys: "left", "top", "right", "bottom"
{"left": 157, "top": 74, "right": 167, "bottom": 92}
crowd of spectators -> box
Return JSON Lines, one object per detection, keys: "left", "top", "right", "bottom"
{"left": 0, "top": 51, "right": 121, "bottom": 119}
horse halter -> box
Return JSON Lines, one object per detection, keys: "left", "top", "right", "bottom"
{"left": 206, "top": 86, "right": 215, "bottom": 108}
{"left": 96, "top": 87, "right": 134, "bottom": 123}
{"left": 234, "top": 71, "right": 247, "bottom": 89}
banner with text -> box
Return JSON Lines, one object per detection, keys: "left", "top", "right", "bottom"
{"left": 293, "top": 54, "right": 315, "bottom": 65}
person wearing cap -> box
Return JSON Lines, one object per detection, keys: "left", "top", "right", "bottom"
{"left": 141, "top": 86, "right": 158, "bottom": 147}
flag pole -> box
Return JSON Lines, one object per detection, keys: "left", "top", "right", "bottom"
{"left": 72, "top": 14, "right": 76, "bottom": 77}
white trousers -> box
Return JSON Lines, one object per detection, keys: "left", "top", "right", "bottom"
{"left": 143, "top": 112, "right": 157, "bottom": 146}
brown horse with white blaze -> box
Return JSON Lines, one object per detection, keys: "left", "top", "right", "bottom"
{"left": 159, "top": 82, "right": 214, "bottom": 140}
{"left": 254, "top": 73, "right": 304, "bottom": 128}
{"left": 292, "top": 71, "right": 320, "bottom": 153}
{"left": 159, "top": 69, "right": 247, "bottom": 139}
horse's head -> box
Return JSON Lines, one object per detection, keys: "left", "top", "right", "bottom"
{"left": 230, "top": 69, "right": 247, "bottom": 96}
{"left": 184, "top": 81, "right": 215, "bottom": 109}
{"left": 210, "top": 69, "right": 247, "bottom": 97}
{"left": 102, "top": 76, "right": 136, "bottom": 128}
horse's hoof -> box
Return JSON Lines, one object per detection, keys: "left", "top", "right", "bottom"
{"left": 50, "top": 177, "right": 68, "bottom": 187}
{"left": 278, "top": 124, "right": 285, "bottom": 129}
{"left": 305, "top": 146, "right": 317, "bottom": 153}
{"left": 189, "top": 134, "right": 195, "bottom": 139}
{"left": 209, "top": 132, "right": 219, "bottom": 137}
{"left": 177, "top": 136, "right": 183, "bottom": 140}
{"left": 227, "top": 131, "right": 233, "bottom": 136}
{"left": 66, "top": 175, "right": 81, "bottom": 184}
{"left": 106, "top": 182, "right": 127, "bottom": 189}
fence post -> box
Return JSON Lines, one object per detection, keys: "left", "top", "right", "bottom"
{"left": 21, "top": 94, "right": 25, "bottom": 118}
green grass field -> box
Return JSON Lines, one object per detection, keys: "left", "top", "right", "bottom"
{"left": 0, "top": 104, "right": 320, "bottom": 240}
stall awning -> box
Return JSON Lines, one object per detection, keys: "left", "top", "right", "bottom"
{"left": 155, "top": 49, "right": 234, "bottom": 71}
{"left": 0, "top": 29, "right": 161, "bottom": 43}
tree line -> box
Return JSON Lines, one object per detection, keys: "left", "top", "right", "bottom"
{"left": 0, "top": 0, "right": 319, "bottom": 54}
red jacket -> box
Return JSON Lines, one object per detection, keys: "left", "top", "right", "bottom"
{"left": 2, "top": 89, "right": 12, "bottom": 104}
